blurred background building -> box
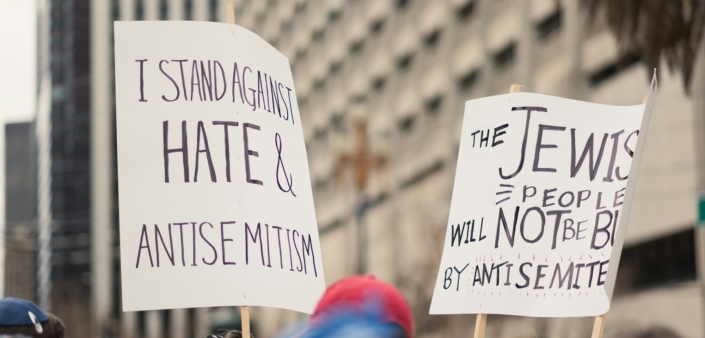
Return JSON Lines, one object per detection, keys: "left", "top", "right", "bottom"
{"left": 0, "top": 0, "right": 703, "bottom": 337}
{"left": 4, "top": 122, "right": 38, "bottom": 303}
{"left": 237, "top": 0, "right": 702, "bottom": 337}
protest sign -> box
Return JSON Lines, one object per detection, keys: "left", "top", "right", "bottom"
{"left": 114, "top": 21, "right": 325, "bottom": 313}
{"left": 430, "top": 79, "right": 656, "bottom": 318}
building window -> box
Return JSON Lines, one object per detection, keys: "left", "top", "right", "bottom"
{"left": 536, "top": 9, "right": 561, "bottom": 40}
{"left": 350, "top": 40, "right": 365, "bottom": 54}
{"left": 330, "top": 61, "right": 343, "bottom": 74}
{"left": 424, "top": 29, "right": 442, "bottom": 48}
{"left": 209, "top": 0, "right": 217, "bottom": 21}
{"left": 313, "top": 78, "right": 326, "bottom": 91}
{"left": 112, "top": 0, "right": 120, "bottom": 20}
{"left": 614, "top": 228, "right": 697, "bottom": 295}
{"left": 314, "top": 175, "right": 331, "bottom": 190}
{"left": 372, "top": 76, "right": 387, "bottom": 91}
{"left": 136, "top": 0, "right": 144, "bottom": 20}
{"left": 184, "top": 0, "right": 193, "bottom": 20}
{"left": 456, "top": 1, "right": 476, "bottom": 21}
{"left": 282, "top": 20, "right": 293, "bottom": 33}
{"left": 396, "top": 54, "right": 414, "bottom": 71}
{"left": 370, "top": 19, "right": 385, "bottom": 35}
{"left": 312, "top": 29, "right": 324, "bottom": 41}
{"left": 329, "top": 10, "right": 341, "bottom": 23}
{"left": 588, "top": 54, "right": 641, "bottom": 87}
{"left": 256, "top": 12, "right": 266, "bottom": 25}
{"left": 314, "top": 128, "right": 328, "bottom": 141}
{"left": 298, "top": 97, "right": 309, "bottom": 109}
{"left": 159, "top": 0, "right": 168, "bottom": 20}
{"left": 331, "top": 115, "right": 345, "bottom": 132}
{"left": 457, "top": 69, "right": 480, "bottom": 91}
{"left": 398, "top": 115, "right": 416, "bottom": 132}
{"left": 400, "top": 160, "right": 445, "bottom": 190}
{"left": 493, "top": 42, "right": 516, "bottom": 69}
{"left": 295, "top": 2, "right": 307, "bottom": 15}
{"left": 295, "top": 48, "right": 308, "bottom": 61}
{"left": 425, "top": 95, "right": 443, "bottom": 114}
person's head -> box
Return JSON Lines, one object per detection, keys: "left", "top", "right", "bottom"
{"left": 298, "top": 275, "right": 413, "bottom": 338}
{"left": 0, "top": 298, "right": 65, "bottom": 338}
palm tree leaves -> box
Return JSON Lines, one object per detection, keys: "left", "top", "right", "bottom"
{"left": 582, "top": 0, "right": 705, "bottom": 92}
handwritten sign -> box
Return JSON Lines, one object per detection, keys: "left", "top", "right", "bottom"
{"left": 114, "top": 21, "right": 325, "bottom": 313}
{"left": 430, "top": 83, "right": 656, "bottom": 317}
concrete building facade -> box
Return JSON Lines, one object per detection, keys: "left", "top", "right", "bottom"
{"left": 235, "top": 0, "right": 703, "bottom": 337}
{"left": 37, "top": 0, "right": 228, "bottom": 337}
{"left": 28, "top": 0, "right": 704, "bottom": 337}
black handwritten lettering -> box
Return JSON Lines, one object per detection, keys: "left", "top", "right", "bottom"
{"left": 136, "top": 59, "right": 148, "bottom": 102}
{"left": 533, "top": 125, "right": 565, "bottom": 172}
{"left": 499, "top": 106, "right": 548, "bottom": 179}
{"left": 159, "top": 60, "right": 180, "bottom": 102}
{"left": 194, "top": 121, "right": 217, "bottom": 182}
{"left": 570, "top": 130, "right": 608, "bottom": 181}
{"left": 136, "top": 224, "right": 154, "bottom": 268}
{"left": 274, "top": 133, "right": 296, "bottom": 196}
{"left": 243, "top": 123, "right": 263, "bottom": 185}
{"left": 212, "top": 121, "right": 239, "bottom": 182}
{"left": 220, "top": 221, "right": 236, "bottom": 265}
{"left": 163, "top": 121, "right": 190, "bottom": 183}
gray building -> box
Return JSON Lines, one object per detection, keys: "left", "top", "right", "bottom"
{"left": 35, "top": 0, "right": 228, "bottom": 337}
{"left": 3, "top": 122, "right": 38, "bottom": 303}
{"left": 236, "top": 0, "right": 702, "bottom": 337}
{"left": 28, "top": 0, "right": 705, "bottom": 337}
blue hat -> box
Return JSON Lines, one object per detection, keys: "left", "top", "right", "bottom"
{"left": 0, "top": 297, "right": 49, "bottom": 326}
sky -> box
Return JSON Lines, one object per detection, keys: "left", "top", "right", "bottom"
{"left": 0, "top": 0, "right": 36, "bottom": 123}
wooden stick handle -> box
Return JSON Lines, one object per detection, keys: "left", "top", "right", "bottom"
{"left": 226, "top": 4, "right": 247, "bottom": 337}
{"left": 226, "top": 1, "right": 236, "bottom": 24}
{"left": 591, "top": 314, "right": 606, "bottom": 338}
{"left": 473, "top": 313, "right": 487, "bottom": 338}
{"left": 470, "top": 83, "right": 524, "bottom": 338}
{"left": 241, "top": 306, "right": 250, "bottom": 337}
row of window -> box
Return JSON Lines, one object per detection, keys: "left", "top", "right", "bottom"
{"left": 110, "top": 0, "right": 219, "bottom": 21}
{"left": 295, "top": 3, "right": 564, "bottom": 104}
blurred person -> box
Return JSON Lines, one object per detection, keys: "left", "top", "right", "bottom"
{"left": 207, "top": 330, "right": 245, "bottom": 338}
{"left": 618, "top": 326, "right": 681, "bottom": 338}
{"left": 0, "top": 298, "right": 65, "bottom": 338}
{"left": 274, "top": 320, "right": 307, "bottom": 338}
{"left": 283, "top": 275, "right": 414, "bottom": 338}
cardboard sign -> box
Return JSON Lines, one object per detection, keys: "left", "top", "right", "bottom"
{"left": 431, "top": 82, "right": 656, "bottom": 317}
{"left": 114, "top": 21, "right": 325, "bottom": 313}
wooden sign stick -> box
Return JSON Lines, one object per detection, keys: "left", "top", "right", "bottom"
{"left": 474, "top": 313, "right": 487, "bottom": 338}
{"left": 224, "top": 2, "right": 251, "bottom": 337}
{"left": 473, "top": 84, "right": 524, "bottom": 338}
{"left": 590, "top": 97, "right": 647, "bottom": 338}
{"left": 241, "top": 305, "right": 251, "bottom": 338}
{"left": 591, "top": 314, "right": 606, "bottom": 338}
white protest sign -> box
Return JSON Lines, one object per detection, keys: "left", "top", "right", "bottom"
{"left": 114, "top": 21, "right": 325, "bottom": 313}
{"left": 430, "top": 79, "right": 656, "bottom": 317}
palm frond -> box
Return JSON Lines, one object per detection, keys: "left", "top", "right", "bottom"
{"left": 582, "top": 0, "right": 705, "bottom": 92}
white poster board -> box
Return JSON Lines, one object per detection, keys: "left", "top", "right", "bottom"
{"left": 430, "top": 79, "right": 656, "bottom": 317}
{"left": 114, "top": 21, "right": 325, "bottom": 313}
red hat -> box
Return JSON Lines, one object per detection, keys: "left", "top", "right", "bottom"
{"left": 311, "top": 275, "right": 414, "bottom": 338}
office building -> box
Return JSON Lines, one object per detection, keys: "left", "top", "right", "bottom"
{"left": 3, "top": 122, "right": 38, "bottom": 303}
{"left": 236, "top": 0, "right": 702, "bottom": 337}
{"left": 36, "top": 0, "right": 228, "bottom": 337}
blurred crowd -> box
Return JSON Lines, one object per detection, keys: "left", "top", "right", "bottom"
{"left": 2, "top": 275, "right": 414, "bottom": 338}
